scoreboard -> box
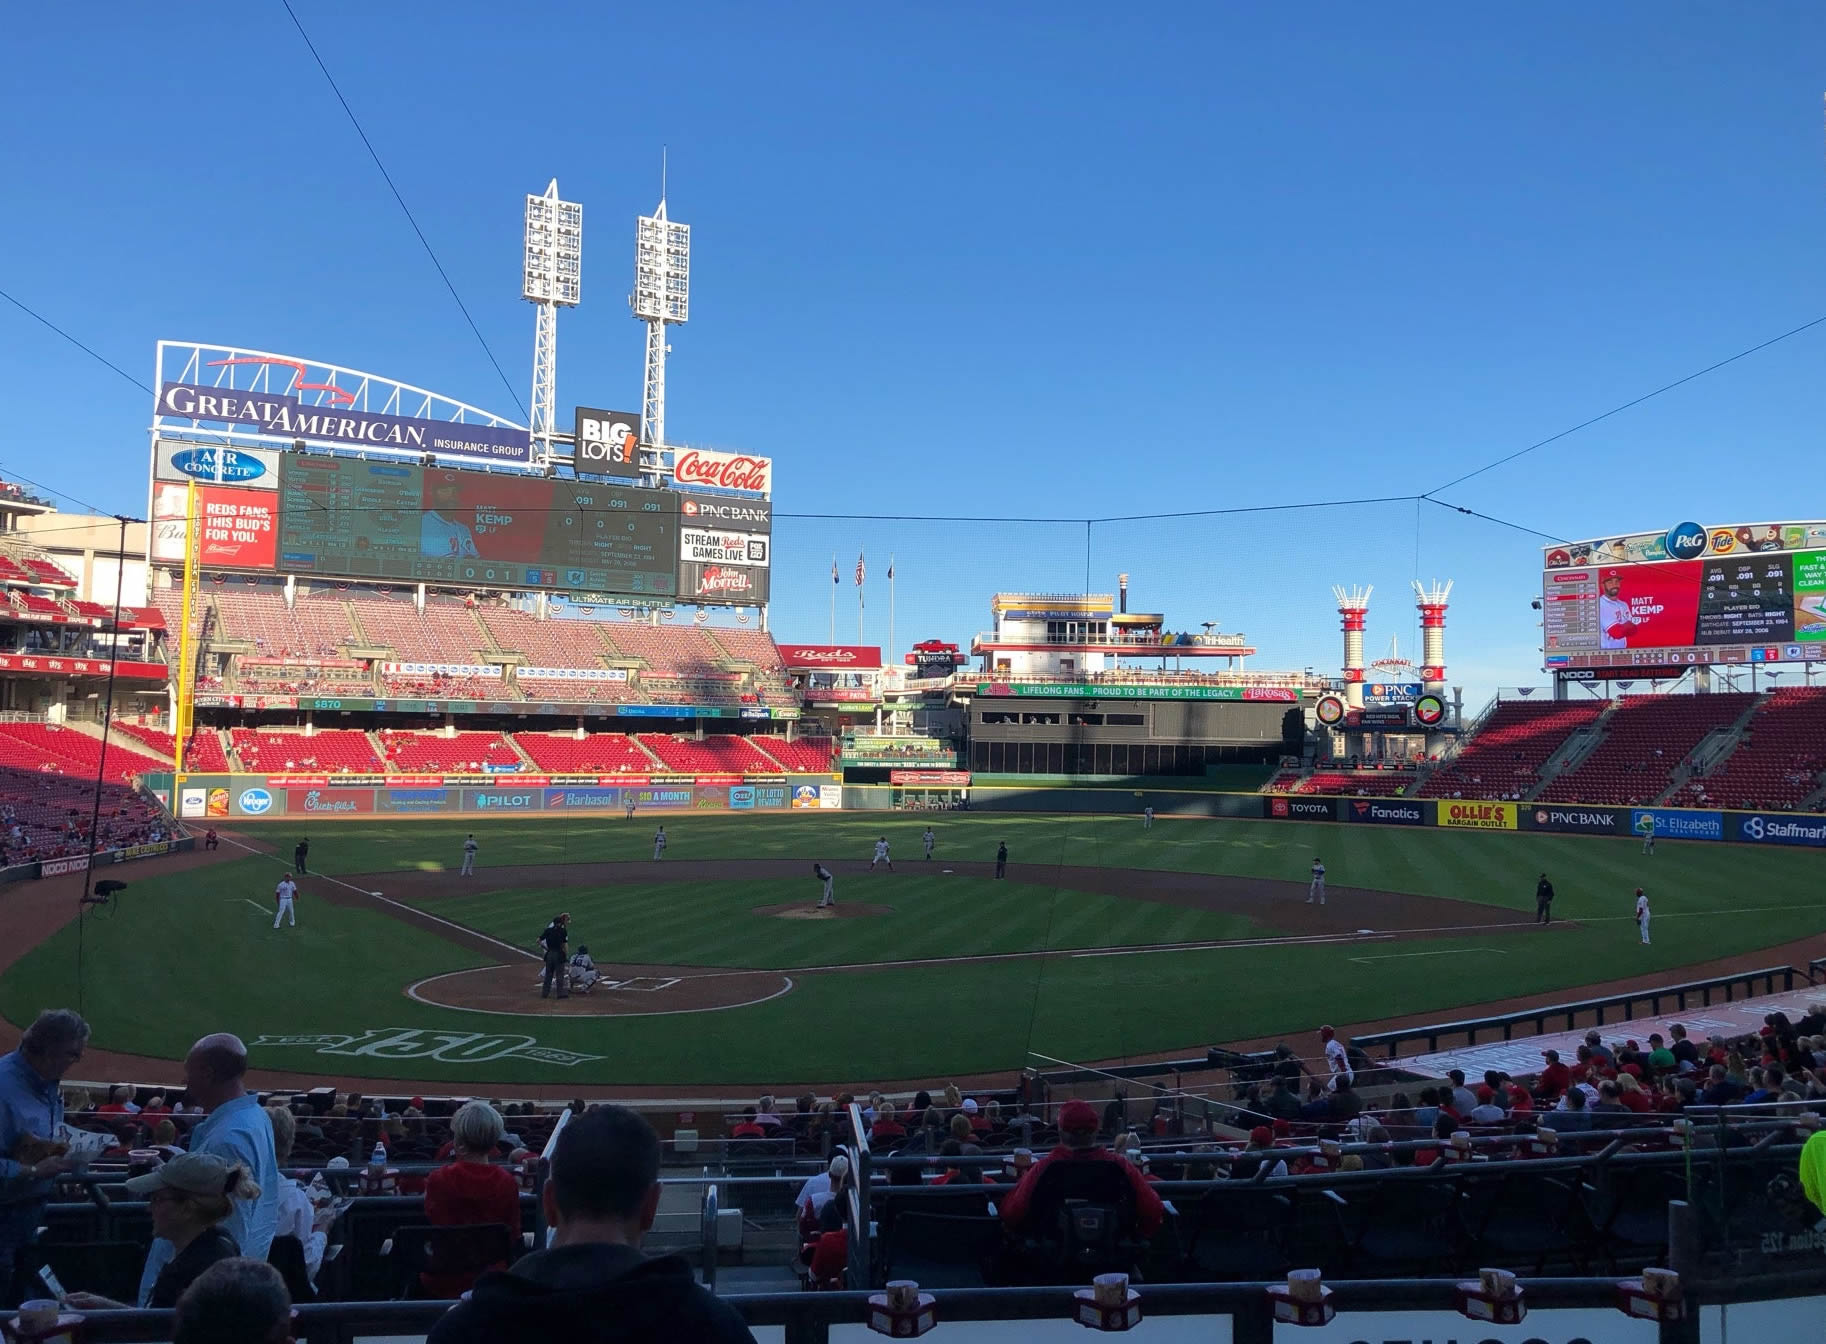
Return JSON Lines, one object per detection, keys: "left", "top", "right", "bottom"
{"left": 275, "top": 457, "right": 678, "bottom": 597}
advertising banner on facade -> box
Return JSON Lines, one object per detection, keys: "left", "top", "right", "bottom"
{"left": 1630, "top": 807, "right": 1724, "bottom": 842}
{"left": 1733, "top": 812, "right": 1826, "bottom": 846}
{"left": 975, "top": 683, "right": 1300, "bottom": 702}
{"left": 792, "top": 784, "right": 822, "bottom": 809}
{"left": 543, "top": 787, "right": 624, "bottom": 810}
{"left": 572, "top": 408, "right": 642, "bottom": 477}
{"left": 458, "top": 787, "right": 544, "bottom": 813}
{"left": 1526, "top": 805, "right": 1627, "bottom": 835}
{"left": 152, "top": 483, "right": 278, "bottom": 568}
{"left": 1264, "top": 796, "right": 1339, "bottom": 822}
{"left": 377, "top": 788, "right": 450, "bottom": 814}
{"left": 155, "top": 441, "right": 281, "bottom": 489}
{"left": 890, "top": 770, "right": 971, "bottom": 786}
{"left": 286, "top": 787, "right": 375, "bottom": 815}
{"left": 782, "top": 645, "right": 882, "bottom": 670}
{"left": 518, "top": 666, "right": 629, "bottom": 681}
{"left": 670, "top": 447, "right": 771, "bottom": 495}
{"left": 1343, "top": 798, "right": 1428, "bottom": 825}
{"left": 1438, "top": 799, "right": 1519, "bottom": 830}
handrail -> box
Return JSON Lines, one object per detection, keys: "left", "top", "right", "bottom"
{"left": 701, "top": 1182, "right": 719, "bottom": 1291}
{"left": 530, "top": 1106, "right": 571, "bottom": 1248}
{"left": 1353, "top": 964, "right": 1805, "bottom": 1059}
{"left": 844, "top": 1101, "right": 871, "bottom": 1290}
{"left": 1810, "top": 956, "right": 1826, "bottom": 985}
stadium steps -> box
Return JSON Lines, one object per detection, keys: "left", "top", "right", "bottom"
{"left": 505, "top": 734, "right": 538, "bottom": 770}
{"left": 1654, "top": 694, "right": 1767, "bottom": 805}
{"left": 1521, "top": 702, "right": 1617, "bottom": 800}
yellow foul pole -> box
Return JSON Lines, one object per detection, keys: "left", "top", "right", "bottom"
{"left": 172, "top": 480, "right": 199, "bottom": 770}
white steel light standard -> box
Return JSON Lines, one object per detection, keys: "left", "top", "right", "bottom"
{"left": 523, "top": 179, "right": 582, "bottom": 467}
{"left": 631, "top": 190, "right": 690, "bottom": 450}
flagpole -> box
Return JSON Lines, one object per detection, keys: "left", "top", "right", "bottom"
{"left": 858, "top": 571, "right": 865, "bottom": 644}
{"left": 888, "top": 555, "right": 896, "bottom": 665}
{"left": 829, "top": 554, "right": 836, "bottom": 645}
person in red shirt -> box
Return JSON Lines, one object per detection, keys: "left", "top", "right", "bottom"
{"left": 962, "top": 1098, "right": 991, "bottom": 1135}
{"left": 868, "top": 1102, "right": 907, "bottom": 1144}
{"left": 999, "top": 1099, "right": 1164, "bottom": 1239}
{"left": 931, "top": 1140, "right": 997, "bottom": 1186}
{"left": 421, "top": 1100, "right": 523, "bottom": 1298}
{"left": 1538, "top": 1050, "right": 1571, "bottom": 1099}
{"left": 729, "top": 1108, "right": 766, "bottom": 1140}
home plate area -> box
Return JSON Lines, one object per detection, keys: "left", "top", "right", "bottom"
{"left": 405, "top": 961, "right": 793, "bottom": 1018}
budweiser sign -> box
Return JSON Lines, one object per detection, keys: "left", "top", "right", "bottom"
{"left": 673, "top": 448, "right": 771, "bottom": 494}
{"left": 782, "top": 645, "right": 882, "bottom": 668}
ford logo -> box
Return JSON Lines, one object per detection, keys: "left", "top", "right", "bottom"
{"left": 1665, "top": 520, "right": 1707, "bottom": 561}
{"left": 169, "top": 447, "right": 268, "bottom": 484}
{"left": 238, "top": 787, "right": 273, "bottom": 814}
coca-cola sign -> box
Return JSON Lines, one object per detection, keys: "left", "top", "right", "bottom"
{"left": 781, "top": 645, "right": 882, "bottom": 668}
{"left": 672, "top": 448, "right": 771, "bottom": 495}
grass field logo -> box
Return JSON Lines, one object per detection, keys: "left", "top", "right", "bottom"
{"left": 250, "top": 1028, "right": 603, "bottom": 1067}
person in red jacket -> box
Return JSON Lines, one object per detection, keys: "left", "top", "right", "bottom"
{"left": 999, "top": 1099, "right": 1164, "bottom": 1239}
{"left": 1538, "top": 1049, "right": 1572, "bottom": 1100}
{"left": 422, "top": 1100, "right": 523, "bottom": 1298}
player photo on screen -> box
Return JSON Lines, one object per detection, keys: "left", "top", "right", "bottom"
{"left": 418, "top": 471, "right": 552, "bottom": 563}
{"left": 1597, "top": 562, "right": 1702, "bottom": 650}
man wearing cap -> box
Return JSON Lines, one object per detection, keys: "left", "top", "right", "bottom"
{"left": 1534, "top": 873, "right": 1554, "bottom": 924}
{"left": 1318, "top": 1026, "right": 1353, "bottom": 1092}
{"left": 1233, "top": 1127, "right": 1287, "bottom": 1180}
{"left": 999, "top": 1099, "right": 1164, "bottom": 1239}
{"left": 540, "top": 913, "right": 571, "bottom": 1001}
{"left": 1538, "top": 1050, "right": 1571, "bottom": 1099}
{"left": 1635, "top": 888, "right": 1651, "bottom": 943}
{"left": 136, "top": 1035, "right": 278, "bottom": 1309}
{"left": 1467, "top": 1087, "right": 1507, "bottom": 1125}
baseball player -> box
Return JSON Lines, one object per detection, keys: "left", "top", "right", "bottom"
{"left": 922, "top": 827, "right": 935, "bottom": 860}
{"left": 460, "top": 833, "right": 478, "bottom": 876}
{"left": 1318, "top": 1025, "right": 1353, "bottom": 1091}
{"left": 1641, "top": 816, "right": 1656, "bottom": 855}
{"left": 814, "top": 862, "right": 835, "bottom": 909}
{"left": 1534, "top": 872, "right": 1555, "bottom": 925}
{"left": 625, "top": 795, "right": 637, "bottom": 821}
{"left": 1307, "top": 856, "right": 1326, "bottom": 905}
{"left": 652, "top": 825, "right": 667, "bottom": 861}
{"left": 1635, "top": 888, "right": 1651, "bottom": 945}
{"left": 273, "top": 875, "right": 298, "bottom": 930}
{"left": 995, "top": 841, "right": 1008, "bottom": 879}
{"left": 292, "top": 836, "right": 309, "bottom": 875}
{"left": 870, "top": 836, "right": 893, "bottom": 871}
{"left": 1143, "top": 805, "right": 1153, "bottom": 830}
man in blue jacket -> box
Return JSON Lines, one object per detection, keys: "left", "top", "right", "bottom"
{"left": 0, "top": 1010, "right": 89, "bottom": 1307}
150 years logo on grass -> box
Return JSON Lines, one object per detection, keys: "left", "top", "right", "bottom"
{"left": 251, "top": 1028, "right": 602, "bottom": 1067}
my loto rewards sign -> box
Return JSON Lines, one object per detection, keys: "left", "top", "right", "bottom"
{"left": 1438, "top": 799, "right": 1518, "bottom": 830}
{"left": 1344, "top": 798, "right": 1427, "bottom": 825}
{"left": 1734, "top": 812, "right": 1826, "bottom": 847}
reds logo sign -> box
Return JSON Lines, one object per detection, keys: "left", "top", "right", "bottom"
{"left": 673, "top": 449, "right": 771, "bottom": 494}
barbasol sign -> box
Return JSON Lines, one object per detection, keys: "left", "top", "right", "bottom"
{"left": 1735, "top": 813, "right": 1826, "bottom": 847}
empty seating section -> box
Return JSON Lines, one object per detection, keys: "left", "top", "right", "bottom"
{"left": 1264, "top": 769, "right": 1305, "bottom": 792}
{"left": 230, "top": 728, "right": 383, "bottom": 773}
{"left": 637, "top": 733, "right": 780, "bottom": 773}
{"left": 1537, "top": 693, "right": 1755, "bottom": 805}
{"left": 514, "top": 676, "right": 638, "bottom": 703}
{"left": 379, "top": 674, "right": 509, "bottom": 701}
{"left": 0, "top": 554, "right": 29, "bottom": 582}
{"left": 349, "top": 595, "right": 487, "bottom": 662}
{"left": 1671, "top": 686, "right": 1826, "bottom": 810}
{"left": 751, "top": 735, "right": 834, "bottom": 772}
{"left": 707, "top": 626, "right": 793, "bottom": 679}
{"left": 0, "top": 766, "right": 164, "bottom": 863}
{"left": 0, "top": 723, "right": 166, "bottom": 784}
{"left": 513, "top": 732, "right": 656, "bottom": 773}
{"left": 476, "top": 607, "right": 611, "bottom": 666}
{"left": 22, "top": 556, "right": 77, "bottom": 586}
{"left": 1294, "top": 771, "right": 1416, "bottom": 796}
{"left": 1418, "top": 700, "right": 1607, "bottom": 799}
{"left": 212, "top": 588, "right": 355, "bottom": 658}
{"left": 65, "top": 599, "right": 111, "bottom": 619}
{"left": 113, "top": 722, "right": 175, "bottom": 760}
{"left": 379, "top": 731, "right": 521, "bottom": 773}
{"left": 600, "top": 621, "right": 727, "bottom": 676}
{"left": 11, "top": 593, "right": 66, "bottom": 617}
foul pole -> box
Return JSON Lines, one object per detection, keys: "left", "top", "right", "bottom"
{"left": 172, "top": 482, "right": 200, "bottom": 768}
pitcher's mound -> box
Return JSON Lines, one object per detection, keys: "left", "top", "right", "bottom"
{"left": 756, "top": 902, "right": 893, "bottom": 920}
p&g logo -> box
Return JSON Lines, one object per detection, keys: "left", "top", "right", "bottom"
{"left": 1664, "top": 520, "right": 1707, "bottom": 561}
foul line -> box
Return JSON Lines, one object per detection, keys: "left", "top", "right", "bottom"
{"left": 240, "top": 899, "right": 270, "bottom": 915}
{"left": 1350, "top": 947, "right": 1507, "bottom": 963}
{"left": 218, "top": 834, "right": 538, "bottom": 963}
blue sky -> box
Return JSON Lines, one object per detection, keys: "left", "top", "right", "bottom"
{"left": 3, "top": 4, "right": 1824, "bottom": 704}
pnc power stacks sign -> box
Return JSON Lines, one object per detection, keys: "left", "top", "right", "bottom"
{"left": 1438, "top": 799, "right": 1519, "bottom": 831}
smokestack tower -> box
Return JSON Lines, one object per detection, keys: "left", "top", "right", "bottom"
{"left": 1413, "top": 579, "right": 1452, "bottom": 697}
{"left": 1118, "top": 572, "right": 1129, "bottom": 613}
{"left": 1332, "top": 584, "right": 1372, "bottom": 709}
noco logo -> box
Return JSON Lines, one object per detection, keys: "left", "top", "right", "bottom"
{"left": 237, "top": 787, "right": 273, "bottom": 815}
{"left": 169, "top": 446, "right": 269, "bottom": 484}
{"left": 1664, "top": 520, "right": 1707, "bottom": 561}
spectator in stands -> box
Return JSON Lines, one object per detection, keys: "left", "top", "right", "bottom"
{"left": 423, "top": 1101, "right": 522, "bottom": 1298}
{"left": 932, "top": 1139, "right": 993, "bottom": 1186}
{"left": 1445, "top": 1069, "right": 1477, "bottom": 1117}
{"left": 97, "top": 1083, "right": 140, "bottom": 1116}
{"left": 137, "top": 1033, "right": 280, "bottom": 1304}
{"left": 1585, "top": 1031, "right": 1615, "bottom": 1069}
{"left": 264, "top": 1106, "right": 324, "bottom": 1289}
{"left": 1542, "top": 1087, "right": 1593, "bottom": 1135}
{"left": 0, "top": 1008, "right": 89, "bottom": 1308}
{"left": 426, "top": 1105, "right": 753, "bottom": 1344}
{"left": 68, "top": 1152, "right": 259, "bottom": 1310}
{"left": 729, "top": 1108, "right": 766, "bottom": 1140}
{"left": 999, "top": 1099, "right": 1164, "bottom": 1239}
{"left": 963, "top": 1098, "right": 990, "bottom": 1135}
{"left": 869, "top": 1103, "right": 906, "bottom": 1144}
{"left": 948, "top": 1112, "right": 982, "bottom": 1155}
{"left": 1647, "top": 1034, "right": 1677, "bottom": 1075}
{"left": 1231, "top": 1126, "right": 1288, "bottom": 1179}
{"left": 1537, "top": 1049, "right": 1571, "bottom": 1099}
{"left": 1702, "top": 1065, "right": 1743, "bottom": 1107}
{"left": 172, "top": 1257, "right": 293, "bottom": 1344}
{"left": 754, "top": 1095, "right": 783, "bottom": 1129}
{"left": 1467, "top": 1087, "right": 1507, "bottom": 1126}
{"left": 795, "top": 1154, "right": 850, "bottom": 1226}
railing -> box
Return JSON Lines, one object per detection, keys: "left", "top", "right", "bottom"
{"left": 1353, "top": 965, "right": 1805, "bottom": 1059}
{"left": 1809, "top": 956, "right": 1826, "bottom": 984}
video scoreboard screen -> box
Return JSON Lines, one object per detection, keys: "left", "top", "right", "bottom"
{"left": 276, "top": 457, "right": 679, "bottom": 596}
{"left": 1543, "top": 520, "right": 1826, "bottom": 670}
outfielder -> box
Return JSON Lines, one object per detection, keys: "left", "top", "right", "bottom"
{"left": 273, "top": 875, "right": 298, "bottom": 930}
{"left": 814, "top": 862, "right": 835, "bottom": 908}
{"left": 922, "top": 827, "right": 935, "bottom": 860}
{"left": 1307, "top": 856, "right": 1326, "bottom": 906}
{"left": 460, "top": 833, "right": 478, "bottom": 876}
{"left": 653, "top": 825, "right": 667, "bottom": 861}
{"left": 625, "top": 795, "right": 637, "bottom": 821}
{"left": 1635, "top": 888, "right": 1651, "bottom": 945}
{"left": 870, "top": 836, "right": 893, "bottom": 871}
{"left": 1143, "top": 805, "right": 1153, "bottom": 830}
{"left": 1641, "top": 816, "right": 1656, "bottom": 855}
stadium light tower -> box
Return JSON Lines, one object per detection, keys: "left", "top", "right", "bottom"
{"left": 523, "top": 179, "right": 583, "bottom": 466}
{"left": 631, "top": 180, "right": 690, "bottom": 449}
{"left": 1332, "top": 584, "right": 1372, "bottom": 709}
{"left": 1413, "top": 579, "right": 1453, "bottom": 699}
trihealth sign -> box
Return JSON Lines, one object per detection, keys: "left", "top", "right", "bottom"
{"left": 1438, "top": 799, "right": 1518, "bottom": 830}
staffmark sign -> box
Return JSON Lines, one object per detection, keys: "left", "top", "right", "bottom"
{"left": 1736, "top": 813, "right": 1826, "bottom": 847}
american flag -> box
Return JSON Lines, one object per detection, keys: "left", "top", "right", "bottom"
{"left": 855, "top": 551, "right": 865, "bottom": 586}
{"left": 831, "top": 556, "right": 838, "bottom": 585}
{"left": 887, "top": 556, "right": 895, "bottom": 581}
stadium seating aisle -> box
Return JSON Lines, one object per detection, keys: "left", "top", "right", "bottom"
{"left": 0, "top": 764, "right": 166, "bottom": 862}
{"left": 638, "top": 733, "right": 781, "bottom": 773}
{"left": 1418, "top": 700, "right": 1607, "bottom": 800}
{"left": 112, "top": 721, "right": 175, "bottom": 761}
{"left": 1670, "top": 685, "right": 1826, "bottom": 810}
{"left": 230, "top": 728, "right": 384, "bottom": 774}
{"left": 1537, "top": 693, "right": 1756, "bottom": 806}
{"left": 750, "top": 735, "right": 835, "bottom": 772}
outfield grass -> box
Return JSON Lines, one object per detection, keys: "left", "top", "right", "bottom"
{"left": 2, "top": 812, "right": 1822, "bottom": 1087}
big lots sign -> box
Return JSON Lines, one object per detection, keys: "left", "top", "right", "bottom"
{"left": 672, "top": 448, "right": 771, "bottom": 495}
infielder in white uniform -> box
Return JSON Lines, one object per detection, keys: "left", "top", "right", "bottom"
{"left": 653, "top": 826, "right": 667, "bottom": 861}
{"left": 922, "top": 827, "right": 935, "bottom": 860}
{"left": 870, "top": 837, "right": 893, "bottom": 871}
{"left": 1307, "top": 857, "right": 1326, "bottom": 905}
{"left": 1143, "top": 805, "right": 1153, "bottom": 830}
{"left": 273, "top": 875, "right": 298, "bottom": 929}
{"left": 460, "top": 833, "right": 478, "bottom": 876}
{"left": 1635, "top": 888, "right": 1651, "bottom": 945}
{"left": 814, "top": 862, "right": 835, "bottom": 908}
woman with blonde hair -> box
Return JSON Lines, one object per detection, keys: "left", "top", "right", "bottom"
{"left": 66, "top": 1152, "right": 258, "bottom": 1309}
{"left": 422, "top": 1100, "right": 521, "bottom": 1297}
{"left": 265, "top": 1105, "right": 326, "bottom": 1285}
